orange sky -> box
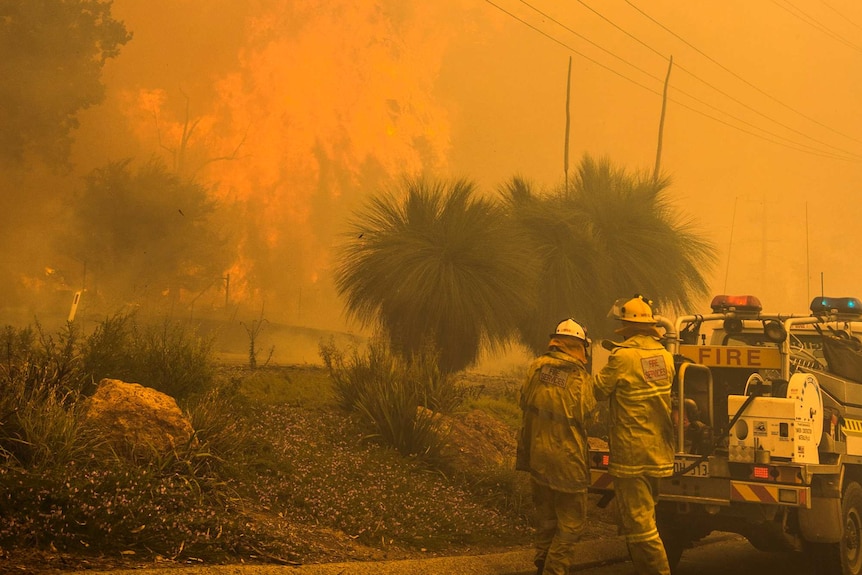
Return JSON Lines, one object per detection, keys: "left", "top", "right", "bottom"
{"left": 71, "top": 0, "right": 862, "bottom": 330}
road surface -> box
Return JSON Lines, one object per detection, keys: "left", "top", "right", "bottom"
{"left": 567, "top": 534, "right": 816, "bottom": 575}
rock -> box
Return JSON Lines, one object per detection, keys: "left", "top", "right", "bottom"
{"left": 82, "top": 378, "right": 194, "bottom": 457}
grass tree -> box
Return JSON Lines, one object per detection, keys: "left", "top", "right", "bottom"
{"left": 335, "top": 177, "right": 531, "bottom": 373}
{"left": 503, "top": 155, "right": 716, "bottom": 353}
{"left": 499, "top": 174, "right": 603, "bottom": 354}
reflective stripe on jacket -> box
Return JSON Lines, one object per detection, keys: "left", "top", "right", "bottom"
{"left": 520, "top": 350, "right": 596, "bottom": 492}
{"left": 594, "top": 334, "right": 674, "bottom": 478}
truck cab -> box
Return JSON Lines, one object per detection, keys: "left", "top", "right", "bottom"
{"left": 588, "top": 294, "right": 862, "bottom": 574}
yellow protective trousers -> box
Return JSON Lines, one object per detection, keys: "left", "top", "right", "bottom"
{"left": 530, "top": 479, "right": 587, "bottom": 575}
{"left": 612, "top": 476, "right": 670, "bottom": 575}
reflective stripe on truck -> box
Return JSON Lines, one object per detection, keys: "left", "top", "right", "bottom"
{"left": 729, "top": 480, "right": 810, "bottom": 508}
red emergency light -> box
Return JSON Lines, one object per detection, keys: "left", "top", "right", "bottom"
{"left": 710, "top": 295, "right": 763, "bottom": 314}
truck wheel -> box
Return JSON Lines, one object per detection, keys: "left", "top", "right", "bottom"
{"left": 816, "top": 481, "right": 862, "bottom": 574}
{"left": 841, "top": 482, "right": 862, "bottom": 575}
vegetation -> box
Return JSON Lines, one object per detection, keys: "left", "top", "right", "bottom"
{"left": 81, "top": 311, "right": 215, "bottom": 399}
{"left": 62, "top": 159, "right": 234, "bottom": 311}
{"left": 335, "top": 157, "right": 715, "bottom": 366}
{"left": 503, "top": 155, "right": 717, "bottom": 352}
{"left": 334, "top": 177, "right": 532, "bottom": 373}
{"left": 0, "top": 0, "right": 131, "bottom": 168}
{"left": 319, "top": 335, "right": 470, "bottom": 457}
{"left": 0, "top": 317, "right": 537, "bottom": 570}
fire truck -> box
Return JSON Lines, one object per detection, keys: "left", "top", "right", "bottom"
{"left": 588, "top": 294, "right": 862, "bottom": 574}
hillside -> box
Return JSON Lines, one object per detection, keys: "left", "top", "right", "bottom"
{"left": 0, "top": 364, "right": 617, "bottom": 574}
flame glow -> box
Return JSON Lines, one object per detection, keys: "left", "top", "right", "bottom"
{"left": 110, "top": 1, "right": 461, "bottom": 324}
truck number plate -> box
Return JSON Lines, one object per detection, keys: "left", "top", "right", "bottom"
{"left": 674, "top": 458, "right": 709, "bottom": 477}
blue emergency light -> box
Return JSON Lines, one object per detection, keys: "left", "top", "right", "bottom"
{"left": 809, "top": 296, "right": 862, "bottom": 317}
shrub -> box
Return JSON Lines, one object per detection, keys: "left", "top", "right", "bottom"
{"left": 183, "top": 382, "right": 260, "bottom": 476}
{"left": 1, "top": 383, "right": 100, "bottom": 470}
{"left": 0, "top": 323, "right": 265, "bottom": 562}
{"left": 318, "top": 337, "right": 372, "bottom": 411}
{"left": 0, "top": 322, "right": 97, "bottom": 470}
{"left": 0, "top": 320, "right": 533, "bottom": 565}
{"left": 82, "top": 312, "right": 215, "bottom": 400}
{"left": 319, "top": 336, "right": 467, "bottom": 457}
{"left": 80, "top": 312, "right": 135, "bottom": 385}
{"left": 132, "top": 320, "right": 215, "bottom": 400}
{"left": 0, "top": 321, "right": 88, "bottom": 395}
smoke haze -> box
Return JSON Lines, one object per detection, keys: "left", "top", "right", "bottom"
{"left": 4, "top": 1, "right": 862, "bottom": 366}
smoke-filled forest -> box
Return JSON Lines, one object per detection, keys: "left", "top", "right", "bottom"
{"left": 5, "top": 1, "right": 862, "bottom": 362}
{"left": 4, "top": 2, "right": 862, "bottom": 571}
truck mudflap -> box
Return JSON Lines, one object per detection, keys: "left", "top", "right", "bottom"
{"left": 798, "top": 496, "right": 843, "bottom": 542}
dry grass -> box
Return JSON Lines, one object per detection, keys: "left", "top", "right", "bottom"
{"left": 0, "top": 324, "right": 617, "bottom": 574}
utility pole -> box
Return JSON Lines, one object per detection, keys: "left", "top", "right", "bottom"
{"left": 653, "top": 56, "right": 673, "bottom": 182}
{"left": 564, "top": 56, "right": 572, "bottom": 194}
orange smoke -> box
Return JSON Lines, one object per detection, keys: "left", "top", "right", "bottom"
{"left": 113, "top": 1, "right": 460, "bottom": 323}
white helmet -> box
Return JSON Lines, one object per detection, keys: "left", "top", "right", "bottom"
{"left": 550, "top": 318, "right": 589, "bottom": 343}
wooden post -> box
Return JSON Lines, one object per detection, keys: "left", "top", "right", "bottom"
{"left": 653, "top": 55, "right": 673, "bottom": 182}
{"left": 564, "top": 56, "right": 572, "bottom": 193}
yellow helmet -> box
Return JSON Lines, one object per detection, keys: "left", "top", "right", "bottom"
{"left": 610, "top": 294, "right": 656, "bottom": 324}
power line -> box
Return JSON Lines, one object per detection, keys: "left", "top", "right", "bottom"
{"left": 483, "top": 0, "right": 862, "bottom": 162}
{"left": 521, "top": 0, "right": 862, "bottom": 159}
{"left": 517, "top": 0, "right": 662, "bottom": 87}
{"left": 483, "top": 0, "right": 660, "bottom": 95}
{"left": 771, "top": 0, "right": 862, "bottom": 53}
{"left": 821, "top": 0, "right": 862, "bottom": 32}
{"left": 623, "top": 0, "right": 862, "bottom": 148}
{"left": 518, "top": 0, "right": 862, "bottom": 160}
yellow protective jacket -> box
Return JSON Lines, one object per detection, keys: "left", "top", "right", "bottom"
{"left": 519, "top": 350, "right": 596, "bottom": 493}
{"left": 594, "top": 334, "right": 675, "bottom": 478}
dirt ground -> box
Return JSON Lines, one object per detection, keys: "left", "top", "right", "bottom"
{"left": 0, "top": 492, "right": 619, "bottom": 575}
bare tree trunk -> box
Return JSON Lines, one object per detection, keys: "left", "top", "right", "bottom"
{"left": 653, "top": 55, "right": 673, "bottom": 182}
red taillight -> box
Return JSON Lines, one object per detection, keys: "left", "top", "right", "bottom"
{"left": 602, "top": 454, "right": 610, "bottom": 466}
{"left": 753, "top": 465, "right": 770, "bottom": 479}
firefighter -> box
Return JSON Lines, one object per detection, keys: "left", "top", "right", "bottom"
{"left": 594, "top": 295, "right": 675, "bottom": 575}
{"left": 517, "top": 318, "right": 596, "bottom": 575}
{"left": 672, "top": 397, "right": 712, "bottom": 455}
